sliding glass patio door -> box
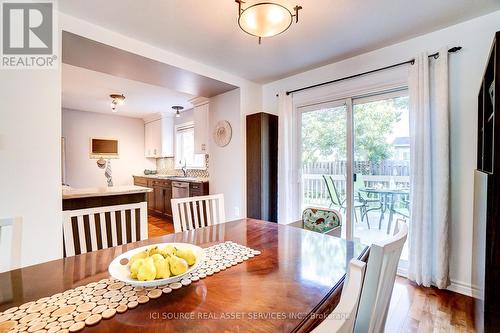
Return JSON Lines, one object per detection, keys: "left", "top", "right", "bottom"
{"left": 299, "top": 99, "right": 354, "bottom": 239}
{"left": 352, "top": 91, "right": 410, "bottom": 264}
{"left": 298, "top": 89, "right": 410, "bottom": 259}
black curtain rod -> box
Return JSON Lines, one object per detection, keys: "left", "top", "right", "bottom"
{"left": 277, "top": 46, "right": 462, "bottom": 97}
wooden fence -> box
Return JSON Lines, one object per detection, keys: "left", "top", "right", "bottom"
{"left": 303, "top": 160, "right": 410, "bottom": 176}
{"left": 302, "top": 160, "right": 410, "bottom": 206}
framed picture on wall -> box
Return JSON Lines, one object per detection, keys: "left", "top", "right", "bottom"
{"left": 89, "top": 137, "right": 119, "bottom": 159}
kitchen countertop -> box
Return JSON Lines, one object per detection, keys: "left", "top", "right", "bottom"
{"left": 133, "top": 174, "right": 209, "bottom": 183}
{"left": 62, "top": 185, "right": 152, "bottom": 199}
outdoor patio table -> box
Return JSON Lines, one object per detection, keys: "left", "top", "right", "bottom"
{"left": 359, "top": 188, "right": 409, "bottom": 234}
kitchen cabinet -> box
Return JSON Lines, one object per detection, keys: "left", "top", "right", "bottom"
{"left": 189, "top": 182, "right": 209, "bottom": 197}
{"left": 163, "top": 186, "right": 172, "bottom": 217}
{"left": 246, "top": 112, "right": 278, "bottom": 223}
{"left": 133, "top": 176, "right": 207, "bottom": 219}
{"left": 151, "top": 179, "right": 171, "bottom": 217}
{"left": 147, "top": 186, "right": 154, "bottom": 211}
{"left": 153, "top": 186, "right": 164, "bottom": 214}
{"left": 144, "top": 115, "right": 174, "bottom": 158}
{"left": 191, "top": 97, "right": 210, "bottom": 155}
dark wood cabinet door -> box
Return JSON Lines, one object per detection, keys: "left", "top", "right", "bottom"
{"left": 153, "top": 187, "right": 164, "bottom": 214}
{"left": 134, "top": 177, "right": 154, "bottom": 211}
{"left": 189, "top": 183, "right": 209, "bottom": 197}
{"left": 246, "top": 112, "right": 278, "bottom": 222}
{"left": 163, "top": 186, "right": 173, "bottom": 217}
{"left": 147, "top": 191, "right": 154, "bottom": 211}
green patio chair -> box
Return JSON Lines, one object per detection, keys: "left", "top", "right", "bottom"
{"left": 302, "top": 207, "right": 342, "bottom": 236}
{"left": 322, "top": 175, "right": 368, "bottom": 227}
{"left": 353, "top": 174, "right": 383, "bottom": 228}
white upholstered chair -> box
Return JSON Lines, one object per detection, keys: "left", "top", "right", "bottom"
{"left": 0, "top": 217, "right": 23, "bottom": 272}
{"left": 354, "top": 220, "right": 408, "bottom": 333}
{"left": 313, "top": 259, "right": 367, "bottom": 333}
{"left": 171, "top": 194, "right": 225, "bottom": 233}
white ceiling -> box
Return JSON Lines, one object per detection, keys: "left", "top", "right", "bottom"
{"left": 59, "top": 0, "right": 500, "bottom": 83}
{"left": 62, "top": 64, "right": 195, "bottom": 118}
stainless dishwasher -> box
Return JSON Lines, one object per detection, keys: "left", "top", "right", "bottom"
{"left": 172, "top": 181, "right": 190, "bottom": 198}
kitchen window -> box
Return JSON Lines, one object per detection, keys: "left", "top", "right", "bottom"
{"left": 175, "top": 122, "right": 205, "bottom": 169}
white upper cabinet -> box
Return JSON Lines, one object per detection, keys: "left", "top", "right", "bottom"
{"left": 190, "top": 97, "right": 210, "bottom": 155}
{"left": 144, "top": 115, "right": 174, "bottom": 158}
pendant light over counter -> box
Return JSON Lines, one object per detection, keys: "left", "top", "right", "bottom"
{"left": 172, "top": 105, "right": 184, "bottom": 118}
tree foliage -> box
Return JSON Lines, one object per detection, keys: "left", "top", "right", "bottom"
{"left": 301, "top": 96, "right": 407, "bottom": 163}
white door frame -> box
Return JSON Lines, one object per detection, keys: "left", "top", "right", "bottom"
{"left": 295, "top": 98, "right": 355, "bottom": 239}
{"left": 295, "top": 87, "right": 409, "bottom": 241}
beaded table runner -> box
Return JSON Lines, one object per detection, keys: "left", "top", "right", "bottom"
{"left": 0, "top": 241, "right": 261, "bottom": 333}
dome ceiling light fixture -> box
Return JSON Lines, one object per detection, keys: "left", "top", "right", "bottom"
{"left": 235, "top": 0, "right": 302, "bottom": 44}
{"left": 110, "top": 94, "right": 125, "bottom": 112}
{"left": 172, "top": 105, "right": 184, "bottom": 118}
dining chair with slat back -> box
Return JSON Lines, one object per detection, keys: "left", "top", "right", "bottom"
{"left": 171, "top": 194, "right": 225, "bottom": 233}
{"left": 313, "top": 259, "right": 367, "bottom": 333}
{"left": 354, "top": 220, "right": 408, "bottom": 333}
{"left": 0, "top": 217, "right": 23, "bottom": 272}
{"left": 62, "top": 202, "right": 148, "bottom": 257}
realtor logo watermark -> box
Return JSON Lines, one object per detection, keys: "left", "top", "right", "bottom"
{"left": 1, "top": 0, "right": 58, "bottom": 69}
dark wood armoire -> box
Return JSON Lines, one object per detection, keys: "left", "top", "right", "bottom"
{"left": 473, "top": 31, "right": 500, "bottom": 333}
{"left": 246, "top": 112, "right": 278, "bottom": 222}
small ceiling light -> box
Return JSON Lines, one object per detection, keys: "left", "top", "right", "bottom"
{"left": 172, "top": 105, "right": 184, "bottom": 118}
{"left": 235, "top": 0, "right": 302, "bottom": 44}
{"left": 110, "top": 94, "right": 125, "bottom": 112}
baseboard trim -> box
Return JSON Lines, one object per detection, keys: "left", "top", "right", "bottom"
{"left": 396, "top": 269, "right": 479, "bottom": 298}
{"left": 447, "top": 279, "right": 479, "bottom": 298}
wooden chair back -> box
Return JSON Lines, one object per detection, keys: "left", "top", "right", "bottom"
{"left": 62, "top": 202, "right": 148, "bottom": 257}
{"left": 313, "top": 259, "right": 367, "bottom": 333}
{"left": 0, "top": 217, "right": 23, "bottom": 272}
{"left": 171, "top": 194, "right": 225, "bottom": 233}
{"left": 354, "top": 220, "right": 408, "bottom": 333}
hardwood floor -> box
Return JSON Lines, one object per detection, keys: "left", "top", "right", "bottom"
{"left": 145, "top": 216, "right": 475, "bottom": 332}
{"left": 386, "top": 277, "right": 475, "bottom": 332}
{"left": 147, "top": 214, "right": 175, "bottom": 238}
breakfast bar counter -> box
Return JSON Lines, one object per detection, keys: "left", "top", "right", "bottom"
{"left": 62, "top": 185, "right": 152, "bottom": 200}
{"left": 62, "top": 185, "right": 152, "bottom": 211}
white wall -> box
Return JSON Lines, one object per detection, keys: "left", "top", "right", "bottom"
{"left": 61, "top": 12, "right": 262, "bottom": 221}
{"left": 0, "top": 11, "right": 261, "bottom": 269}
{"left": 62, "top": 109, "right": 155, "bottom": 188}
{"left": 209, "top": 89, "right": 243, "bottom": 221}
{"left": 262, "top": 10, "right": 500, "bottom": 296}
{"left": 0, "top": 69, "right": 62, "bottom": 268}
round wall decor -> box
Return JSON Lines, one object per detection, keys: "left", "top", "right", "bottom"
{"left": 213, "top": 120, "right": 232, "bottom": 147}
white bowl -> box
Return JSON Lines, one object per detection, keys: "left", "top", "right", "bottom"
{"left": 108, "top": 243, "right": 204, "bottom": 287}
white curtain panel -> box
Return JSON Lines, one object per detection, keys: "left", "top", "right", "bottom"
{"left": 408, "top": 48, "right": 450, "bottom": 288}
{"left": 277, "top": 92, "right": 296, "bottom": 224}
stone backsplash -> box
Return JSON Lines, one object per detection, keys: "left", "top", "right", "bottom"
{"left": 156, "top": 155, "right": 209, "bottom": 178}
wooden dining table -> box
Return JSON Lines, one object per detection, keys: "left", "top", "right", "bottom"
{"left": 0, "top": 219, "right": 368, "bottom": 333}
